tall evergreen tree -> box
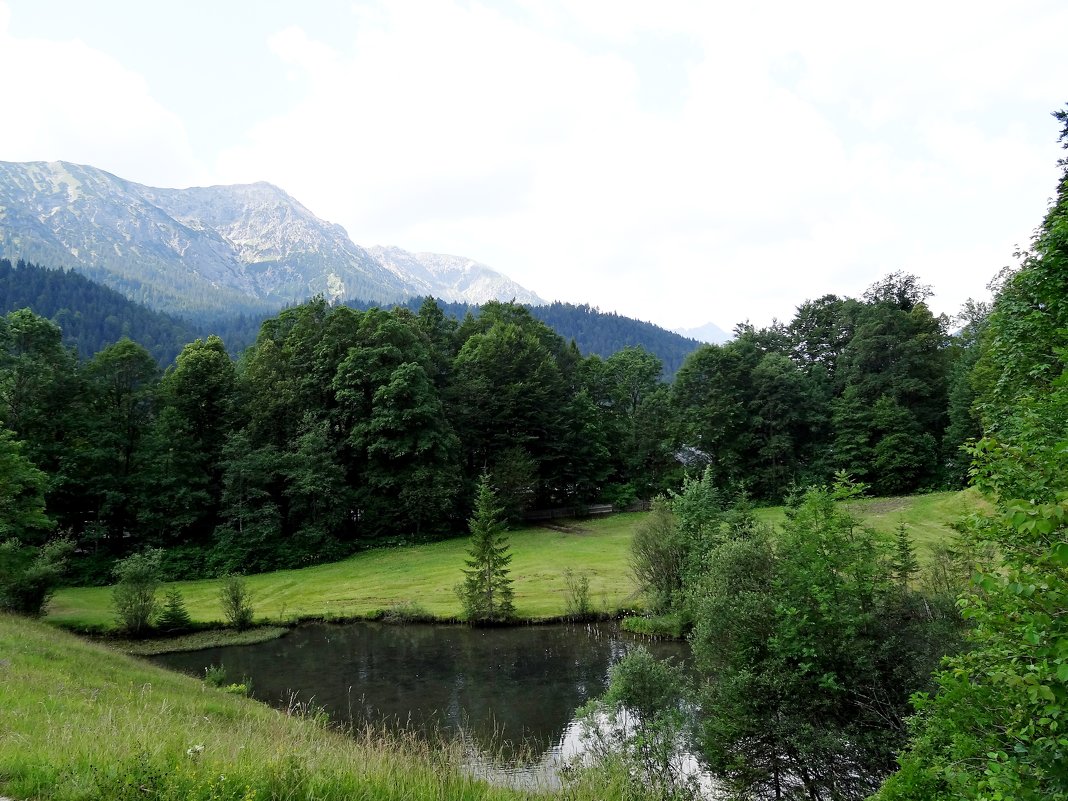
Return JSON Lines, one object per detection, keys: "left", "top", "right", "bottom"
{"left": 457, "top": 474, "right": 515, "bottom": 623}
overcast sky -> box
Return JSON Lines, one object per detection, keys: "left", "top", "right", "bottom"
{"left": 2, "top": 1, "right": 1066, "bottom": 332}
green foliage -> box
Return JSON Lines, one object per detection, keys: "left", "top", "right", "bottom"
{"left": 0, "top": 536, "right": 73, "bottom": 616}
{"left": 380, "top": 599, "right": 434, "bottom": 623}
{"left": 202, "top": 662, "right": 229, "bottom": 687}
{"left": 457, "top": 474, "right": 515, "bottom": 623}
{"left": 138, "top": 335, "right": 236, "bottom": 547}
{"left": 630, "top": 468, "right": 754, "bottom": 616}
{"left": 579, "top": 646, "right": 696, "bottom": 801}
{"left": 156, "top": 588, "right": 193, "bottom": 633}
{"left": 629, "top": 501, "right": 685, "bottom": 614}
{"left": 0, "top": 426, "right": 54, "bottom": 542}
{"left": 82, "top": 337, "right": 161, "bottom": 547}
{"left": 619, "top": 613, "right": 687, "bottom": 639}
{"left": 219, "top": 574, "right": 255, "bottom": 630}
{"left": 691, "top": 488, "right": 961, "bottom": 800}
{"left": 111, "top": 548, "right": 164, "bottom": 635}
{"left": 562, "top": 567, "right": 593, "bottom": 620}
{"left": 878, "top": 500, "right": 1068, "bottom": 801}
{"left": 875, "top": 107, "right": 1068, "bottom": 801}
{"left": 892, "top": 522, "right": 921, "bottom": 590}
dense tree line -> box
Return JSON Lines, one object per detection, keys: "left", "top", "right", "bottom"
{"left": 0, "top": 261, "right": 974, "bottom": 582}
{"left": 0, "top": 259, "right": 201, "bottom": 363}
{"left": 672, "top": 270, "right": 972, "bottom": 499}
{"left": 0, "top": 296, "right": 685, "bottom": 580}
{"left": 0, "top": 261, "right": 706, "bottom": 379}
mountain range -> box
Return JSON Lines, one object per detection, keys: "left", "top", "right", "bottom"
{"left": 0, "top": 160, "right": 542, "bottom": 317}
{"left": 675, "top": 321, "right": 731, "bottom": 345}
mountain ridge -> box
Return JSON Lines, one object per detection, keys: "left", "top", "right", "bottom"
{"left": 0, "top": 160, "right": 541, "bottom": 316}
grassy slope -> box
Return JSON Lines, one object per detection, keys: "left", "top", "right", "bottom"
{"left": 0, "top": 613, "right": 544, "bottom": 801}
{"left": 48, "top": 491, "right": 984, "bottom": 632}
{"left": 752, "top": 488, "right": 988, "bottom": 557}
{"left": 49, "top": 514, "right": 644, "bottom": 630}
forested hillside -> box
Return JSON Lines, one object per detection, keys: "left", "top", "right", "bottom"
{"left": 0, "top": 260, "right": 702, "bottom": 374}
{"left": 0, "top": 259, "right": 200, "bottom": 363}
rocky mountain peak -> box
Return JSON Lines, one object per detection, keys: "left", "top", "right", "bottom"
{"left": 0, "top": 160, "right": 543, "bottom": 316}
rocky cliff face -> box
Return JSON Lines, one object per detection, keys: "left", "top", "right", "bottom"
{"left": 366, "top": 245, "right": 544, "bottom": 305}
{"left": 0, "top": 161, "right": 541, "bottom": 315}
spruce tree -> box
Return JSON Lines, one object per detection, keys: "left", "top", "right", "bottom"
{"left": 156, "top": 588, "right": 193, "bottom": 632}
{"left": 457, "top": 474, "right": 515, "bottom": 623}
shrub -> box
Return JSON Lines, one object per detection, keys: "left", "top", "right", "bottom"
{"left": 381, "top": 600, "right": 433, "bottom": 623}
{"left": 203, "top": 663, "right": 228, "bottom": 687}
{"left": 562, "top": 567, "right": 592, "bottom": 620}
{"left": 220, "top": 574, "right": 254, "bottom": 629}
{"left": 629, "top": 501, "right": 683, "bottom": 614}
{"left": 0, "top": 536, "right": 73, "bottom": 616}
{"left": 620, "top": 613, "right": 688, "bottom": 639}
{"left": 112, "top": 549, "right": 163, "bottom": 635}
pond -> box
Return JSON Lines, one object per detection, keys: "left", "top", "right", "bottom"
{"left": 152, "top": 621, "right": 689, "bottom": 788}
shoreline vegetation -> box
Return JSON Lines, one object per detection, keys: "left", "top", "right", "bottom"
{"left": 49, "top": 490, "right": 981, "bottom": 654}
{"left": 0, "top": 612, "right": 635, "bottom": 801}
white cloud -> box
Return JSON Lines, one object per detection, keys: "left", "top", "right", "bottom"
{"left": 0, "top": 1, "right": 205, "bottom": 188}
{"left": 3, "top": 0, "right": 1066, "bottom": 331}
{"left": 213, "top": 0, "right": 1066, "bottom": 330}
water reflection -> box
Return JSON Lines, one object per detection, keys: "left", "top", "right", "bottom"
{"left": 153, "top": 621, "right": 688, "bottom": 772}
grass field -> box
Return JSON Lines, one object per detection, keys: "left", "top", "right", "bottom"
{"left": 47, "top": 513, "right": 646, "bottom": 631}
{"left": 1, "top": 613, "right": 644, "bottom": 801}
{"left": 752, "top": 488, "right": 988, "bottom": 557}
{"left": 47, "top": 490, "right": 986, "bottom": 633}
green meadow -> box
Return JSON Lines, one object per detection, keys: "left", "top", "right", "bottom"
{"left": 47, "top": 490, "right": 983, "bottom": 634}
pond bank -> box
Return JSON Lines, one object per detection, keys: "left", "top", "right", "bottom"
{"left": 96, "top": 608, "right": 657, "bottom": 656}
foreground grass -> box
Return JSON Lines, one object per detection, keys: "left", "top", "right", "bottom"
{"left": 0, "top": 613, "right": 642, "bottom": 801}
{"left": 48, "top": 491, "right": 983, "bottom": 633}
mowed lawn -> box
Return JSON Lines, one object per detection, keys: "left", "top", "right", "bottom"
{"left": 47, "top": 513, "right": 646, "bottom": 630}
{"left": 47, "top": 490, "right": 986, "bottom": 631}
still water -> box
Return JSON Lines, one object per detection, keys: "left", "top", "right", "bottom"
{"left": 153, "top": 621, "right": 688, "bottom": 786}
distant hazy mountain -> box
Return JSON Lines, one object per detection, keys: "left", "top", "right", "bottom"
{"left": 675, "top": 321, "right": 731, "bottom": 344}
{"left": 366, "top": 245, "right": 544, "bottom": 305}
{"left": 0, "top": 161, "right": 541, "bottom": 317}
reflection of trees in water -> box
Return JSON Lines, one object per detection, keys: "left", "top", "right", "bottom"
{"left": 153, "top": 622, "right": 687, "bottom": 762}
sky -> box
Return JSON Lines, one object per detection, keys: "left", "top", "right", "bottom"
{"left": 1, "top": 0, "right": 1066, "bottom": 333}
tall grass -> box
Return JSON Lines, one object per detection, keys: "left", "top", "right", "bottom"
{"left": 0, "top": 614, "right": 637, "bottom": 800}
